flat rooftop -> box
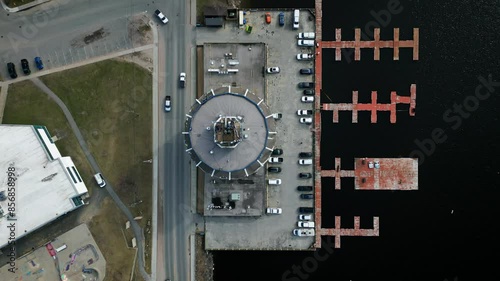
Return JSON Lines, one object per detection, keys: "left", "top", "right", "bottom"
{"left": 0, "top": 223, "right": 106, "bottom": 280}
{"left": 0, "top": 125, "right": 88, "bottom": 248}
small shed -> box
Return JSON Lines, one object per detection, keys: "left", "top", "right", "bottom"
{"left": 205, "top": 17, "right": 224, "bottom": 27}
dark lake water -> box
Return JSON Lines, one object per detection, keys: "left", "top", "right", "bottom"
{"left": 213, "top": 1, "right": 500, "bottom": 280}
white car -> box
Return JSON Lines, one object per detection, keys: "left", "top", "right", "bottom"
{"left": 299, "top": 214, "right": 312, "bottom": 220}
{"left": 299, "top": 117, "right": 312, "bottom": 124}
{"left": 179, "top": 72, "right": 186, "bottom": 88}
{"left": 297, "top": 32, "right": 315, "bottom": 39}
{"left": 293, "top": 229, "right": 315, "bottom": 236}
{"left": 297, "top": 221, "right": 315, "bottom": 228}
{"left": 298, "top": 40, "right": 315, "bottom": 47}
{"left": 298, "top": 159, "right": 313, "bottom": 165}
{"left": 301, "top": 96, "right": 314, "bottom": 103}
{"left": 269, "top": 157, "right": 283, "bottom": 163}
{"left": 297, "top": 109, "right": 313, "bottom": 116}
{"left": 266, "top": 207, "right": 282, "bottom": 214}
{"left": 268, "top": 179, "right": 282, "bottom": 185}
{"left": 164, "top": 96, "right": 171, "bottom": 112}
{"left": 154, "top": 9, "right": 169, "bottom": 24}
{"left": 266, "top": 67, "right": 280, "bottom": 74}
{"left": 296, "top": 53, "right": 314, "bottom": 60}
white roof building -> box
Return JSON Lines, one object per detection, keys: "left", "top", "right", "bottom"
{"left": 0, "top": 125, "right": 88, "bottom": 248}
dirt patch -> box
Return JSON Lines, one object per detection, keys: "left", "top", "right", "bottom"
{"left": 128, "top": 14, "right": 154, "bottom": 47}
{"left": 71, "top": 27, "right": 110, "bottom": 48}
{"left": 195, "top": 235, "right": 214, "bottom": 281}
{"left": 114, "top": 50, "right": 153, "bottom": 73}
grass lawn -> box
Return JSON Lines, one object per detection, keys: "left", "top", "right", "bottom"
{"left": 40, "top": 59, "right": 153, "bottom": 273}
{"left": 5, "top": 0, "right": 35, "bottom": 8}
{"left": 3, "top": 80, "right": 94, "bottom": 188}
{"left": 3, "top": 59, "right": 153, "bottom": 278}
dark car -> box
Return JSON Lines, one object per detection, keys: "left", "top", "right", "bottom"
{"left": 299, "top": 172, "right": 312, "bottom": 179}
{"left": 299, "top": 152, "right": 313, "bottom": 158}
{"left": 303, "top": 89, "right": 314, "bottom": 96}
{"left": 297, "top": 186, "right": 313, "bottom": 191}
{"left": 268, "top": 167, "right": 282, "bottom": 173}
{"left": 7, "top": 62, "right": 17, "bottom": 79}
{"left": 300, "top": 194, "right": 314, "bottom": 199}
{"left": 298, "top": 82, "right": 314, "bottom": 88}
{"left": 272, "top": 148, "right": 283, "bottom": 155}
{"left": 300, "top": 68, "right": 314, "bottom": 75}
{"left": 298, "top": 207, "right": 314, "bottom": 213}
{"left": 35, "top": 57, "right": 44, "bottom": 70}
{"left": 21, "top": 59, "right": 31, "bottom": 75}
{"left": 278, "top": 12, "right": 285, "bottom": 26}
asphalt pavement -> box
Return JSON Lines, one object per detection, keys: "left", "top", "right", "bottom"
{"left": 1, "top": 0, "right": 198, "bottom": 280}
{"left": 155, "top": 0, "right": 196, "bottom": 280}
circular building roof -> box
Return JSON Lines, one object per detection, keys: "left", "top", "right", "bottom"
{"left": 184, "top": 87, "right": 277, "bottom": 178}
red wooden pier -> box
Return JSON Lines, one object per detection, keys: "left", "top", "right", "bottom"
{"left": 322, "top": 84, "right": 417, "bottom": 123}
{"left": 322, "top": 28, "right": 420, "bottom": 61}
{"left": 313, "top": 0, "right": 419, "bottom": 248}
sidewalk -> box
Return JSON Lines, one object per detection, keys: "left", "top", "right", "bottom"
{"left": 0, "top": 83, "right": 9, "bottom": 124}
{"left": 1, "top": 0, "right": 50, "bottom": 13}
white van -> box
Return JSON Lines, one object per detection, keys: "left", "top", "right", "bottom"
{"left": 293, "top": 9, "right": 299, "bottom": 29}
{"left": 94, "top": 173, "right": 106, "bottom": 188}
{"left": 298, "top": 40, "right": 315, "bottom": 47}
{"left": 298, "top": 32, "right": 315, "bottom": 39}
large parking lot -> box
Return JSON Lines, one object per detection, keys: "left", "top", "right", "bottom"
{"left": 197, "top": 9, "right": 317, "bottom": 250}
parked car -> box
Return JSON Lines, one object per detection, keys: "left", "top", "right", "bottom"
{"left": 298, "top": 40, "right": 315, "bottom": 47}
{"left": 301, "top": 96, "right": 314, "bottom": 103}
{"left": 21, "top": 59, "right": 31, "bottom": 75}
{"left": 299, "top": 172, "right": 312, "bottom": 179}
{"left": 266, "top": 67, "right": 280, "bottom": 74}
{"left": 293, "top": 9, "right": 299, "bottom": 29}
{"left": 297, "top": 221, "right": 315, "bottom": 228}
{"left": 299, "top": 214, "right": 312, "bottom": 220}
{"left": 297, "top": 32, "right": 315, "bottom": 39}
{"left": 297, "top": 109, "right": 313, "bottom": 116}
{"left": 155, "top": 9, "right": 169, "bottom": 24}
{"left": 266, "top": 207, "right": 282, "bottom": 214}
{"left": 278, "top": 12, "right": 285, "bottom": 26}
{"left": 265, "top": 12, "right": 271, "bottom": 24}
{"left": 298, "top": 207, "right": 314, "bottom": 213}
{"left": 298, "top": 159, "right": 313, "bottom": 165}
{"left": 297, "top": 186, "right": 313, "bottom": 191}
{"left": 293, "top": 228, "right": 315, "bottom": 236}
{"left": 7, "top": 62, "right": 17, "bottom": 79}
{"left": 34, "top": 56, "right": 44, "bottom": 70}
{"left": 179, "top": 72, "right": 186, "bottom": 88}
{"left": 269, "top": 157, "right": 283, "bottom": 163}
{"left": 296, "top": 53, "right": 314, "bottom": 60}
{"left": 300, "top": 68, "right": 314, "bottom": 75}
{"left": 299, "top": 117, "right": 312, "bottom": 124}
{"left": 299, "top": 152, "right": 313, "bottom": 158}
{"left": 268, "top": 167, "right": 282, "bottom": 173}
{"left": 272, "top": 148, "right": 283, "bottom": 155}
{"left": 93, "top": 173, "right": 106, "bottom": 188}
{"left": 298, "top": 82, "right": 314, "bottom": 88}
{"left": 303, "top": 89, "right": 315, "bottom": 95}
{"left": 272, "top": 113, "right": 282, "bottom": 120}
{"left": 164, "top": 96, "right": 171, "bottom": 112}
{"left": 268, "top": 179, "right": 282, "bottom": 185}
{"left": 300, "top": 194, "right": 314, "bottom": 200}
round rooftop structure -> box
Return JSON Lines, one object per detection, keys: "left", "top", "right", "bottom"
{"left": 184, "top": 86, "right": 277, "bottom": 179}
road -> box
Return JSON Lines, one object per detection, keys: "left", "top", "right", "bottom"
{"left": 1, "top": 0, "right": 197, "bottom": 280}
{"left": 156, "top": 0, "right": 196, "bottom": 280}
